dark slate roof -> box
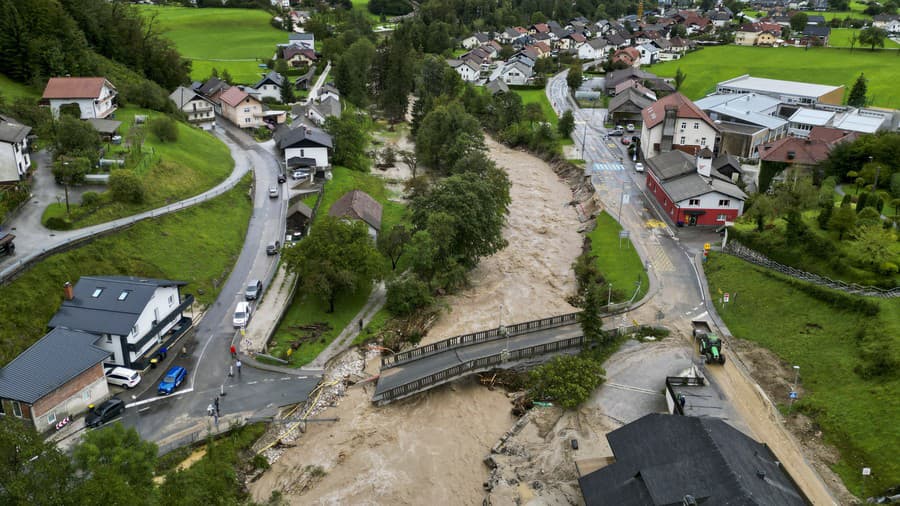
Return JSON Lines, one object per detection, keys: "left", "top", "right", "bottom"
{"left": 287, "top": 200, "right": 313, "bottom": 218}
{"left": 486, "top": 79, "right": 510, "bottom": 95}
{"left": 647, "top": 151, "right": 747, "bottom": 202}
{"left": 197, "top": 77, "right": 229, "bottom": 97}
{"left": 48, "top": 276, "right": 187, "bottom": 336}
{"left": 802, "top": 24, "right": 831, "bottom": 37}
{"left": 253, "top": 71, "right": 285, "bottom": 89}
{"left": 0, "top": 328, "right": 110, "bottom": 404}
{"left": 86, "top": 118, "right": 122, "bottom": 135}
{"left": 608, "top": 87, "right": 655, "bottom": 114}
{"left": 328, "top": 190, "right": 383, "bottom": 231}
{"left": 579, "top": 414, "right": 807, "bottom": 506}
{"left": 274, "top": 125, "right": 334, "bottom": 150}
{"left": 0, "top": 119, "right": 31, "bottom": 144}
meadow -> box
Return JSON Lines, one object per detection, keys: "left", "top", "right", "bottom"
{"left": 139, "top": 6, "right": 286, "bottom": 84}
{"left": 512, "top": 88, "right": 575, "bottom": 145}
{"left": 829, "top": 28, "right": 900, "bottom": 48}
{"left": 651, "top": 45, "right": 900, "bottom": 108}
{"left": 705, "top": 253, "right": 899, "bottom": 497}
{"left": 589, "top": 211, "right": 649, "bottom": 303}
{"left": 0, "top": 74, "right": 39, "bottom": 100}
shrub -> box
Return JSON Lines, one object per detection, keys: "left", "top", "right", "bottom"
{"left": 45, "top": 216, "right": 73, "bottom": 230}
{"left": 149, "top": 116, "right": 179, "bottom": 143}
{"left": 386, "top": 275, "right": 433, "bottom": 316}
{"left": 528, "top": 354, "right": 605, "bottom": 409}
{"left": 80, "top": 191, "right": 100, "bottom": 208}
{"left": 109, "top": 171, "right": 146, "bottom": 204}
{"left": 879, "top": 262, "right": 899, "bottom": 275}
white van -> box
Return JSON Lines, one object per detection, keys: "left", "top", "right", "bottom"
{"left": 233, "top": 301, "right": 252, "bottom": 328}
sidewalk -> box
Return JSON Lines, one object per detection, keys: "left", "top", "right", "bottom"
{"left": 307, "top": 281, "right": 386, "bottom": 369}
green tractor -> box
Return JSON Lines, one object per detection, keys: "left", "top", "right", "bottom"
{"left": 698, "top": 333, "right": 725, "bottom": 365}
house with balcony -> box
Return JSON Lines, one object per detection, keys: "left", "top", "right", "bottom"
{"left": 217, "top": 87, "right": 264, "bottom": 129}
{"left": 274, "top": 124, "right": 333, "bottom": 176}
{"left": 42, "top": 77, "right": 118, "bottom": 119}
{"left": 639, "top": 93, "right": 720, "bottom": 159}
{"left": 0, "top": 115, "right": 32, "bottom": 185}
{"left": 47, "top": 276, "right": 194, "bottom": 370}
{"left": 169, "top": 86, "right": 216, "bottom": 130}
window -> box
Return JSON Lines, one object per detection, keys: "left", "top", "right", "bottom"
{"left": 92, "top": 288, "right": 104, "bottom": 298}
{"left": 680, "top": 122, "right": 686, "bottom": 129}
{"left": 718, "top": 199, "right": 731, "bottom": 206}
{"left": 106, "top": 335, "right": 113, "bottom": 344}
{"left": 717, "top": 214, "right": 728, "bottom": 221}
{"left": 168, "top": 294, "right": 175, "bottom": 307}
{"left": 12, "top": 401, "right": 21, "bottom": 418}
{"left": 700, "top": 137, "right": 707, "bottom": 146}
{"left": 243, "top": 107, "right": 250, "bottom": 113}
{"left": 689, "top": 199, "right": 700, "bottom": 206}
{"left": 47, "top": 412, "right": 56, "bottom": 425}
{"left": 118, "top": 290, "right": 130, "bottom": 301}
{"left": 0, "top": 401, "right": 4, "bottom": 415}
{"left": 245, "top": 118, "right": 251, "bottom": 124}
{"left": 693, "top": 122, "right": 699, "bottom": 129}
{"left": 83, "top": 390, "right": 91, "bottom": 401}
{"left": 679, "top": 136, "right": 685, "bottom": 144}
{"left": 132, "top": 325, "right": 139, "bottom": 337}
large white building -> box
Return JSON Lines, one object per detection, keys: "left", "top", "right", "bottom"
{"left": 716, "top": 75, "right": 845, "bottom": 106}
{"left": 640, "top": 93, "right": 720, "bottom": 159}
{"left": 42, "top": 77, "right": 118, "bottom": 119}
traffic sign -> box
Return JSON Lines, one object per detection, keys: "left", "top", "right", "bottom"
{"left": 723, "top": 293, "right": 730, "bottom": 303}
{"left": 789, "top": 391, "right": 798, "bottom": 399}
{"left": 704, "top": 243, "right": 711, "bottom": 250}
{"left": 862, "top": 467, "right": 871, "bottom": 476}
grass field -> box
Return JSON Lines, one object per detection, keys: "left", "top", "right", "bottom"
{"left": 512, "top": 88, "right": 574, "bottom": 145}
{"left": 588, "top": 211, "right": 649, "bottom": 303}
{"left": 0, "top": 74, "right": 39, "bottom": 100}
{"left": 268, "top": 166, "right": 407, "bottom": 366}
{"left": 42, "top": 107, "right": 234, "bottom": 229}
{"left": 0, "top": 175, "right": 253, "bottom": 367}
{"left": 651, "top": 45, "right": 900, "bottom": 109}
{"left": 139, "top": 6, "right": 285, "bottom": 84}
{"left": 705, "top": 253, "right": 900, "bottom": 496}
{"left": 829, "top": 28, "right": 900, "bottom": 48}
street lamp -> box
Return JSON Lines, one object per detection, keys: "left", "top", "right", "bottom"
{"left": 788, "top": 365, "right": 800, "bottom": 414}
{"left": 498, "top": 304, "right": 509, "bottom": 361}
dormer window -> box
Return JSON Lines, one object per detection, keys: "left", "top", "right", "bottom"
{"left": 92, "top": 288, "right": 104, "bottom": 298}
{"left": 118, "top": 290, "right": 130, "bottom": 301}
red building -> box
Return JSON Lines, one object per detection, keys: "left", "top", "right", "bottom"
{"left": 645, "top": 149, "right": 747, "bottom": 227}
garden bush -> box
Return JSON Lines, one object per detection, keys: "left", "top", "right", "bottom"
{"left": 109, "top": 171, "right": 146, "bottom": 204}
{"left": 80, "top": 191, "right": 100, "bottom": 208}
{"left": 149, "top": 116, "right": 179, "bottom": 143}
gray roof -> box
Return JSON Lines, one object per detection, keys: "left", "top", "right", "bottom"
{"left": 287, "top": 200, "right": 313, "bottom": 218}
{"left": 0, "top": 119, "right": 31, "bottom": 144}
{"left": 253, "top": 71, "right": 285, "bottom": 89}
{"left": 662, "top": 172, "right": 747, "bottom": 202}
{"left": 290, "top": 32, "right": 314, "bottom": 40}
{"left": 802, "top": 24, "right": 831, "bottom": 37}
{"left": 311, "top": 96, "right": 342, "bottom": 119}
{"left": 86, "top": 118, "right": 122, "bottom": 135}
{"left": 48, "top": 276, "right": 187, "bottom": 336}
{"left": 274, "top": 125, "right": 334, "bottom": 150}
{"left": 169, "top": 85, "right": 212, "bottom": 110}
{"left": 486, "top": 79, "right": 510, "bottom": 95}
{"left": 197, "top": 77, "right": 229, "bottom": 97}
{"left": 609, "top": 87, "right": 655, "bottom": 114}
{"left": 586, "top": 37, "right": 608, "bottom": 49}
{"left": 0, "top": 328, "right": 110, "bottom": 404}
{"left": 579, "top": 414, "right": 807, "bottom": 506}
{"left": 328, "top": 190, "right": 383, "bottom": 231}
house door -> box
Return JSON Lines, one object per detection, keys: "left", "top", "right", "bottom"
{"left": 688, "top": 215, "right": 698, "bottom": 226}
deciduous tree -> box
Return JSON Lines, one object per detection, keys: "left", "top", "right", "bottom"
{"left": 415, "top": 101, "right": 485, "bottom": 174}
{"left": 566, "top": 64, "right": 583, "bottom": 91}
{"left": 324, "top": 112, "right": 370, "bottom": 172}
{"left": 0, "top": 416, "right": 76, "bottom": 505}
{"left": 72, "top": 423, "right": 158, "bottom": 506}
{"left": 377, "top": 224, "right": 411, "bottom": 270}
{"left": 528, "top": 355, "right": 605, "bottom": 409}
{"left": 558, "top": 109, "right": 575, "bottom": 137}
{"left": 828, "top": 205, "right": 857, "bottom": 239}
{"left": 859, "top": 26, "right": 888, "bottom": 50}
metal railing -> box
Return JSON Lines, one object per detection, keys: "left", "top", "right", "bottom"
{"left": 374, "top": 335, "right": 587, "bottom": 404}
{"left": 723, "top": 241, "right": 899, "bottom": 298}
{"left": 380, "top": 311, "right": 581, "bottom": 369}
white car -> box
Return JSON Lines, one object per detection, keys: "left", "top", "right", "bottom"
{"left": 104, "top": 366, "right": 142, "bottom": 389}
{"left": 292, "top": 170, "right": 310, "bottom": 180}
{"left": 268, "top": 186, "right": 278, "bottom": 198}
{"left": 634, "top": 162, "right": 644, "bottom": 173}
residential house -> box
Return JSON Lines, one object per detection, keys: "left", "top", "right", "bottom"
{"left": 48, "top": 276, "right": 193, "bottom": 369}
{"left": 42, "top": 77, "right": 117, "bottom": 119}
{"left": 604, "top": 68, "right": 675, "bottom": 96}
{"left": 0, "top": 116, "right": 32, "bottom": 185}
{"left": 497, "top": 27, "right": 523, "bottom": 44}
{"left": 612, "top": 47, "right": 641, "bottom": 67}
{"left": 605, "top": 32, "right": 629, "bottom": 49}
{"left": 716, "top": 74, "right": 844, "bottom": 105}
{"left": 274, "top": 125, "right": 333, "bottom": 173}
{"left": 800, "top": 24, "right": 830, "bottom": 45}
{"left": 486, "top": 79, "right": 510, "bottom": 95}
{"left": 614, "top": 79, "right": 656, "bottom": 100}
{"left": 448, "top": 59, "right": 482, "bottom": 82}
{"left": 328, "top": 190, "right": 383, "bottom": 239}
{"left": 285, "top": 199, "right": 313, "bottom": 238}
{"left": 578, "top": 414, "right": 807, "bottom": 505}
{"left": 527, "top": 41, "right": 553, "bottom": 58}
{"left": 498, "top": 61, "right": 533, "bottom": 85}
{"left": 317, "top": 83, "right": 341, "bottom": 103}
{"left": 735, "top": 24, "right": 762, "bottom": 45}
{"left": 607, "top": 87, "right": 656, "bottom": 129}
{"left": 169, "top": 86, "right": 216, "bottom": 130}
{"left": 709, "top": 9, "right": 733, "bottom": 27}
{"left": 282, "top": 46, "right": 318, "bottom": 68}
{"left": 637, "top": 43, "right": 661, "bottom": 65}
{"left": 528, "top": 23, "right": 550, "bottom": 35}
{"left": 0, "top": 328, "right": 111, "bottom": 433}
{"left": 756, "top": 128, "right": 856, "bottom": 172}
{"left": 288, "top": 32, "right": 315, "bottom": 50}
{"left": 645, "top": 149, "right": 747, "bottom": 226}
{"left": 461, "top": 32, "right": 491, "bottom": 49}
{"left": 292, "top": 95, "right": 342, "bottom": 126}
{"left": 640, "top": 92, "right": 720, "bottom": 159}
{"left": 667, "top": 37, "right": 692, "bottom": 53}
{"left": 577, "top": 38, "right": 609, "bottom": 60}
{"left": 252, "top": 71, "right": 286, "bottom": 103}
{"left": 217, "top": 87, "right": 264, "bottom": 129}
{"left": 559, "top": 32, "right": 587, "bottom": 50}
{"left": 873, "top": 14, "right": 900, "bottom": 33}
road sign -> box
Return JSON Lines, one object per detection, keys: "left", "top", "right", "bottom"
{"left": 789, "top": 391, "right": 798, "bottom": 399}
{"left": 618, "top": 230, "right": 629, "bottom": 239}
{"left": 862, "top": 467, "right": 871, "bottom": 476}
{"left": 704, "top": 243, "right": 711, "bottom": 250}
{"left": 723, "top": 293, "right": 730, "bottom": 303}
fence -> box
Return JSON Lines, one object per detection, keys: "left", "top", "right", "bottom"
{"left": 0, "top": 171, "right": 247, "bottom": 285}
{"left": 380, "top": 312, "right": 581, "bottom": 369}
{"left": 723, "top": 241, "right": 899, "bottom": 298}
{"left": 374, "top": 335, "right": 587, "bottom": 404}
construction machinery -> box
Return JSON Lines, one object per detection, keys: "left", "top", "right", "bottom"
{"left": 692, "top": 320, "right": 725, "bottom": 365}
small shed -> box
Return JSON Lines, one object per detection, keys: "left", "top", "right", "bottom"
{"left": 87, "top": 118, "right": 123, "bottom": 141}
{"left": 286, "top": 199, "right": 314, "bottom": 237}
{"left": 328, "top": 190, "right": 382, "bottom": 239}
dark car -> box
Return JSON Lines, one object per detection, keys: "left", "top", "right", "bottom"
{"left": 158, "top": 366, "right": 187, "bottom": 395}
{"left": 277, "top": 173, "right": 287, "bottom": 184}
{"left": 245, "top": 279, "right": 262, "bottom": 300}
{"left": 85, "top": 398, "right": 125, "bottom": 428}
{"left": 266, "top": 240, "right": 281, "bottom": 256}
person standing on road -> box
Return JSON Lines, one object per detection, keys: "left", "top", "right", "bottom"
{"left": 358, "top": 319, "right": 364, "bottom": 332}
{"left": 159, "top": 346, "right": 167, "bottom": 360}
{"left": 230, "top": 345, "right": 236, "bottom": 359}
{"left": 235, "top": 359, "right": 242, "bottom": 377}
{"left": 214, "top": 396, "right": 220, "bottom": 416}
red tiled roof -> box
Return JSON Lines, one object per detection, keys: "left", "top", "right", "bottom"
{"left": 757, "top": 136, "right": 833, "bottom": 165}
{"left": 613, "top": 47, "right": 640, "bottom": 65}
{"left": 808, "top": 126, "right": 858, "bottom": 144}
{"left": 42, "top": 77, "right": 111, "bottom": 99}
{"left": 641, "top": 92, "right": 717, "bottom": 130}
{"left": 218, "top": 86, "right": 252, "bottom": 108}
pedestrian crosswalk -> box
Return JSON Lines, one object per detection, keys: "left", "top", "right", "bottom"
{"left": 593, "top": 162, "right": 625, "bottom": 173}
{"left": 648, "top": 243, "right": 675, "bottom": 272}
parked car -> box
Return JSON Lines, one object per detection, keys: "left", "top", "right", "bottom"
{"left": 245, "top": 279, "right": 262, "bottom": 300}
{"left": 626, "top": 123, "right": 635, "bottom": 132}
{"left": 85, "top": 398, "right": 125, "bottom": 427}
{"left": 277, "top": 173, "right": 287, "bottom": 184}
{"left": 268, "top": 186, "right": 278, "bottom": 198}
{"left": 634, "top": 162, "right": 644, "bottom": 173}
{"left": 104, "top": 366, "right": 141, "bottom": 389}
{"left": 608, "top": 129, "right": 624, "bottom": 137}
{"left": 157, "top": 366, "right": 187, "bottom": 395}
{"left": 621, "top": 137, "right": 631, "bottom": 145}
{"left": 266, "top": 240, "right": 281, "bottom": 256}
{"left": 233, "top": 301, "right": 252, "bottom": 328}
{"left": 292, "top": 169, "right": 310, "bottom": 180}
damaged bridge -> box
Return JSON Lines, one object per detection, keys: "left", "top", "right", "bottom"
{"left": 373, "top": 313, "right": 585, "bottom": 404}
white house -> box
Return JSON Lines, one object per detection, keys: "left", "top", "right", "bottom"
{"left": 499, "top": 61, "right": 533, "bottom": 85}
{"left": 317, "top": 83, "right": 341, "bottom": 103}
{"left": 42, "top": 77, "right": 117, "bottom": 119}
{"left": 638, "top": 43, "right": 661, "bottom": 65}
{"left": 48, "top": 277, "right": 193, "bottom": 369}
{"left": 461, "top": 32, "right": 491, "bottom": 49}
{"left": 448, "top": 59, "right": 481, "bottom": 82}
{"left": 577, "top": 38, "right": 609, "bottom": 60}
{"left": 0, "top": 115, "right": 32, "bottom": 185}
{"left": 252, "top": 71, "right": 286, "bottom": 103}
{"left": 274, "top": 125, "right": 333, "bottom": 172}
{"left": 288, "top": 32, "right": 315, "bottom": 50}
{"left": 168, "top": 86, "right": 216, "bottom": 130}
{"left": 640, "top": 92, "right": 720, "bottom": 159}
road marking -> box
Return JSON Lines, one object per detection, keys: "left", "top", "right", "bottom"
{"left": 695, "top": 311, "right": 708, "bottom": 321}
{"left": 280, "top": 377, "right": 292, "bottom": 381}
{"left": 125, "top": 388, "right": 195, "bottom": 408}
{"left": 592, "top": 162, "right": 625, "bottom": 173}
{"left": 605, "top": 382, "right": 661, "bottom": 396}
{"left": 686, "top": 251, "right": 705, "bottom": 303}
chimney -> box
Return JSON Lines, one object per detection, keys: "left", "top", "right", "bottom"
{"left": 63, "top": 281, "right": 74, "bottom": 301}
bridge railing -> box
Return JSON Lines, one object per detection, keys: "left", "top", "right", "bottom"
{"left": 380, "top": 311, "right": 581, "bottom": 369}
{"left": 374, "top": 335, "right": 586, "bottom": 404}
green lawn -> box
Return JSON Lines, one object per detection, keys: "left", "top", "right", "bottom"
{"left": 0, "top": 74, "right": 39, "bottom": 100}
{"left": 512, "top": 88, "right": 574, "bottom": 145}
{"left": 269, "top": 166, "right": 407, "bottom": 366}
{"left": 42, "top": 107, "right": 234, "bottom": 229}
{"left": 138, "top": 5, "right": 286, "bottom": 84}
{"left": 588, "top": 211, "right": 649, "bottom": 303}
{"left": 0, "top": 175, "right": 253, "bottom": 367}
{"left": 651, "top": 46, "right": 900, "bottom": 109}
{"left": 705, "top": 253, "right": 899, "bottom": 497}
{"left": 829, "top": 28, "right": 900, "bottom": 48}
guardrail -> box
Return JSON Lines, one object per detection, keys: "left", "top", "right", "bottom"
{"left": 374, "top": 335, "right": 587, "bottom": 404}
{"left": 723, "top": 241, "right": 899, "bottom": 298}
{"left": 380, "top": 311, "right": 581, "bottom": 369}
